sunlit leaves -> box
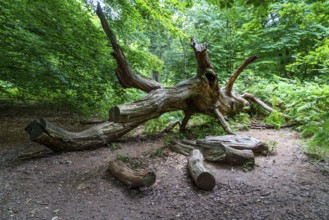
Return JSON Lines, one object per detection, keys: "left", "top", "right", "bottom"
{"left": 0, "top": 0, "right": 122, "bottom": 115}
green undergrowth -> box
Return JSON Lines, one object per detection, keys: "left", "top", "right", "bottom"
{"left": 143, "top": 111, "right": 184, "bottom": 134}
{"left": 144, "top": 75, "right": 328, "bottom": 159}
{"left": 146, "top": 112, "right": 250, "bottom": 143}
{"left": 245, "top": 74, "right": 329, "bottom": 159}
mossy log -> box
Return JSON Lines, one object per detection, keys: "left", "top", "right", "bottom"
{"left": 188, "top": 149, "right": 216, "bottom": 191}
{"left": 108, "top": 160, "right": 156, "bottom": 188}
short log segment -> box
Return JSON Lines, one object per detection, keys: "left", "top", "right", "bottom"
{"left": 109, "top": 160, "right": 156, "bottom": 189}
{"left": 171, "top": 135, "right": 261, "bottom": 165}
{"left": 188, "top": 149, "right": 216, "bottom": 191}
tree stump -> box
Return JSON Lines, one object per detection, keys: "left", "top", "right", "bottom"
{"left": 108, "top": 160, "right": 156, "bottom": 189}
{"left": 188, "top": 149, "right": 216, "bottom": 191}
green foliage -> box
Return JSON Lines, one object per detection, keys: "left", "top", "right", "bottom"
{"left": 108, "top": 143, "right": 122, "bottom": 152}
{"left": 230, "top": 112, "right": 251, "bottom": 131}
{"left": 1, "top": 0, "right": 327, "bottom": 159}
{"left": 242, "top": 162, "right": 254, "bottom": 172}
{"left": 264, "top": 111, "right": 285, "bottom": 129}
{"left": 286, "top": 39, "right": 329, "bottom": 80}
{"left": 116, "top": 153, "right": 129, "bottom": 162}
{"left": 267, "top": 140, "right": 278, "bottom": 154}
{"left": 187, "top": 114, "right": 226, "bottom": 139}
{"left": 247, "top": 75, "right": 329, "bottom": 157}
{"left": 147, "top": 148, "right": 168, "bottom": 158}
{"left": 144, "top": 111, "right": 183, "bottom": 134}
{"left": 0, "top": 0, "right": 125, "bottom": 115}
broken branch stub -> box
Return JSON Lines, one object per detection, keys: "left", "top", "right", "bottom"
{"left": 96, "top": 2, "right": 161, "bottom": 93}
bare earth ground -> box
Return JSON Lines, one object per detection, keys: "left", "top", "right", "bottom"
{"left": 0, "top": 102, "right": 328, "bottom": 220}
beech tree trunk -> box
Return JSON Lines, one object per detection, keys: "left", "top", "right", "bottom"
{"left": 25, "top": 3, "right": 273, "bottom": 154}
{"left": 188, "top": 149, "right": 216, "bottom": 191}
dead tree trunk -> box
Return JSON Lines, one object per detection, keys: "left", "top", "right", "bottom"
{"left": 188, "top": 149, "right": 216, "bottom": 191}
{"left": 25, "top": 3, "right": 273, "bottom": 153}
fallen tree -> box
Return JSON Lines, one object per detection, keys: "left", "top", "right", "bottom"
{"left": 25, "top": 3, "right": 273, "bottom": 157}
{"left": 171, "top": 135, "right": 268, "bottom": 166}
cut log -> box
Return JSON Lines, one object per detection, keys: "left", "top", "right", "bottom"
{"left": 171, "top": 135, "right": 259, "bottom": 165}
{"left": 204, "top": 135, "right": 268, "bottom": 154}
{"left": 108, "top": 160, "right": 156, "bottom": 188}
{"left": 188, "top": 149, "right": 216, "bottom": 191}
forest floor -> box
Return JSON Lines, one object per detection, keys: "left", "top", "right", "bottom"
{"left": 0, "top": 101, "right": 329, "bottom": 220}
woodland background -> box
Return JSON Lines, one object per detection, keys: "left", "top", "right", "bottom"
{"left": 1, "top": 0, "right": 328, "bottom": 157}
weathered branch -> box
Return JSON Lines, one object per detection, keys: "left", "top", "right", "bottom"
{"left": 225, "top": 55, "right": 258, "bottom": 95}
{"left": 25, "top": 119, "right": 140, "bottom": 151}
{"left": 109, "top": 160, "right": 156, "bottom": 188}
{"left": 188, "top": 149, "right": 216, "bottom": 191}
{"left": 96, "top": 3, "right": 161, "bottom": 93}
{"left": 213, "top": 109, "right": 234, "bottom": 134}
{"left": 190, "top": 38, "right": 213, "bottom": 74}
{"left": 180, "top": 112, "right": 192, "bottom": 132}
{"left": 250, "top": 121, "right": 300, "bottom": 129}
{"left": 242, "top": 93, "right": 273, "bottom": 113}
{"left": 109, "top": 79, "right": 201, "bottom": 123}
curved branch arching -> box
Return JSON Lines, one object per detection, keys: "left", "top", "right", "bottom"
{"left": 224, "top": 55, "right": 258, "bottom": 95}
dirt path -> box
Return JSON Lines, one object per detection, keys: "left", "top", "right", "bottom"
{"left": 0, "top": 103, "right": 328, "bottom": 219}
